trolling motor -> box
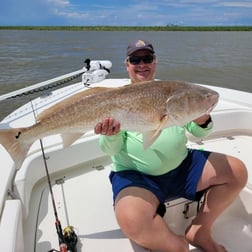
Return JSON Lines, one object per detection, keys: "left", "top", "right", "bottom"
{"left": 82, "top": 58, "right": 112, "bottom": 85}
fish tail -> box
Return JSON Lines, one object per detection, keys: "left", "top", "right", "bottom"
{"left": 0, "top": 128, "right": 32, "bottom": 169}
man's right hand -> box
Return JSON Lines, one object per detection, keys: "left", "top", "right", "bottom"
{"left": 94, "top": 117, "right": 121, "bottom": 136}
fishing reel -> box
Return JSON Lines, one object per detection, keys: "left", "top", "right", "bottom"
{"left": 62, "top": 226, "right": 78, "bottom": 252}
{"left": 48, "top": 225, "right": 78, "bottom": 252}
{"left": 82, "top": 58, "right": 112, "bottom": 85}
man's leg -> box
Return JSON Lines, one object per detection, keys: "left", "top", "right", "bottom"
{"left": 185, "top": 153, "right": 248, "bottom": 252}
{"left": 115, "top": 186, "right": 189, "bottom": 252}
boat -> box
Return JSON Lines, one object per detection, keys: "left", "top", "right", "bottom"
{"left": 0, "top": 59, "right": 252, "bottom": 252}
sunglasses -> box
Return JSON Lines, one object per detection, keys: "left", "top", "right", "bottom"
{"left": 127, "top": 55, "right": 155, "bottom": 65}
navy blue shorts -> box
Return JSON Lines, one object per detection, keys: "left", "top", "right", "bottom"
{"left": 109, "top": 149, "right": 211, "bottom": 204}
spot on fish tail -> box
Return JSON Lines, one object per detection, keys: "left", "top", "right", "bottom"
{"left": 15, "top": 132, "right": 21, "bottom": 139}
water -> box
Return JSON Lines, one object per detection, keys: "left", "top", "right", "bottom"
{"left": 0, "top": 30, "right": 252, "bottom": 120}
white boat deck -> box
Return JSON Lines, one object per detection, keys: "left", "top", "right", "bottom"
{"left": 22, "top": 133, "right": 252, "bottom": 252}
{"left": 1, "top": 79, "right": 252, "bottom": 252}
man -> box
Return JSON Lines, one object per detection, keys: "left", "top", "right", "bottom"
{"left": 94, "top": 39, "right": 247, "bottom": 252}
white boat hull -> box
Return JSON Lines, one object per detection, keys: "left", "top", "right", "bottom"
{"left": 1, "top": 78, "right": 252, "bottom": 252}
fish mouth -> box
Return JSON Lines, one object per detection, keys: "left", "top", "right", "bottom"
{"left": 206, "top": 104, "right": 216, "bottom": 114}
{"left": 206, "top": 95, "right": 219, "bottom": 114}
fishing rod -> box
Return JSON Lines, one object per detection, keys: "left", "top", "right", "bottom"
{"left": 30, "top": 101, "right": 78, "bottom": 252}
{"left": 39, "top": 138, "right": 78, "bottom": 252}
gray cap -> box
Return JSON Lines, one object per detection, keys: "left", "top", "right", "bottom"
{"left": 126, "top": 39, "right": 155, "bottom": 56}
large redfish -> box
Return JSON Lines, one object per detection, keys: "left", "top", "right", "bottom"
{"left": 0, "top": 80, "right": 219, "bottom": 168}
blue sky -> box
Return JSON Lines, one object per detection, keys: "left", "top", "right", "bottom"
{"left": 0, "top": 0, "right": 251, "bottom": 26}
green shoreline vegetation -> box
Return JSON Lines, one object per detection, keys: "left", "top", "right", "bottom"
{"left": 0, "top": 25, "right": 252, "bottom": 31}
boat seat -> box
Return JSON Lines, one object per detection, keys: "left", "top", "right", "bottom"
{"left": 157, "top": 197, "right": 201, "bottom": 219}
{"left": 0, "top": 200, "right": 24, "bottom": 252}
{"left": 0, "top": 145, "right": 15, "bottom": 215}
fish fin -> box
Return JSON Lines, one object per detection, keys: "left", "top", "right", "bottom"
{"left": 142, "top": 130, "right": 161, "bottom": 149}
{"left": 0, "top": 128, "right": 32, "bottom": 169}
{"left": 154, "top": 115, "right": 169, "bottom": 137}
{"left": 61, "top": 133, "right": 84, "bottom": 147}
{"left": 142, "top": 115, "right": 169, "bottom": 149}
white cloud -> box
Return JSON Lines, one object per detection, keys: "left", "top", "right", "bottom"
{"left": 47, "top": 0, "right": 87, "bottom": 20}
{"left": 218, "top": 1, "right": 252, "bottom": 8}
{"left": 54, "top": 9, "right": 89, "bottom": 19}
{"left": 47, "top": 0, "right": 71, "bottom": 7}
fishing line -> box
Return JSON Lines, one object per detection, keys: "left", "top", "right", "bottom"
{"left": 30, "top": 100, "right": 77, "bottom": 252}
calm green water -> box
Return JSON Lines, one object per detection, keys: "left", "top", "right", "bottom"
{"left": 0, "top": 30, "right": 252, "bottom": 120}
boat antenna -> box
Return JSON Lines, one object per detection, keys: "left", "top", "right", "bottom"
{"left": 30, "top": 100, "right": 77, "bottom": 252}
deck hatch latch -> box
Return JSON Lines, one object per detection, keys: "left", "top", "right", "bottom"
{"left": 55, "top": 177, "right": 65, "bottom": 185}
{"left": 93, "top": 164, "right": 105, "bottom": 171}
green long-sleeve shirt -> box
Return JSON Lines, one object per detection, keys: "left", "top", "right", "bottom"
{"left": 99, "top": 122, "right": 212, "bottom": 176}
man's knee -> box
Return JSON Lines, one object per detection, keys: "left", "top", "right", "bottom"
{"left": 229, "top": 156, "right": 248, "bottom": 188}
{"left": 115, "top": 204, "right": 150, "bottom": 240}
{"left": 114, "top": 189, "right": 158, "bottom": 238}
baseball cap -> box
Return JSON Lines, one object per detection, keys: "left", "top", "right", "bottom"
{"left": 126, "top": 39, "right": 155, "bottom": 56}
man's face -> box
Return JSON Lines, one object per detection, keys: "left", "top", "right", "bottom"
{"left": 126, "top": 49, "right": 157, "bottom": 83}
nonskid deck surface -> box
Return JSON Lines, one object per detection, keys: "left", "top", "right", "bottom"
{"left": 24, "top": 135, "right": 252, "bottom": 252}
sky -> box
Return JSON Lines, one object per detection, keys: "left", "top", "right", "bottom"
{"left": 0, "top": 0, "right": 252, "bottom": 26}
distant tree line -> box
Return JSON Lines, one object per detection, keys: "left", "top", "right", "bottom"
{"left": 0, "top": 26, "right": 251, "bottom": 31}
